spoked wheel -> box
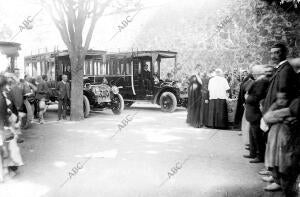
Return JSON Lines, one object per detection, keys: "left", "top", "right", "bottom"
{"left": 159, "top": 92, "right": 177, "bottom": 113}
{"left": 83, "top": 95, "right": 90, "bottom": 118}
{"left": 111, "top": 94, "right": 124, "bottom": 115}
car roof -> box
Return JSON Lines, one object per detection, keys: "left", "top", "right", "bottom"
{"left": 24, "top": 49, "right": 106, "bottom": 60}
{"left": 107, "top": 50, "right": 177, "bottom": 59}
{"left": 0, "top": 41, "right": 21, "bottom": 57}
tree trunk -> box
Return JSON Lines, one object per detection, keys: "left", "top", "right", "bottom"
{"left": 70, "top": 52, "right": 85, "bottom": 121}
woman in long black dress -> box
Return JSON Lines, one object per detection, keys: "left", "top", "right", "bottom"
{"left": 199, "top": 73, "right": 209, "bottom": 127}
{"left": 186, "top": 74, "right": 202, "bottom": 128}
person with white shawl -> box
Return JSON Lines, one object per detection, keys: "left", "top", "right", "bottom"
{"left": 207, "top": 68, "right": 230, "bottom": 129}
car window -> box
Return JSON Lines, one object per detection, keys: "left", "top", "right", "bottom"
{"left": 138, "top": 61, "right": 141, "bottom": 74}
{"left": 108, "top": 60, "right": 114, "bottom": 75}
{"left": 126, "top": 61, "right": 131, "bottom": 75}
{"left": 115, "top": 60, "right": 120, "bottom": 75}
{"left": 84, "top": 60, "right": 91, "bottom": 75}
{"left": 120, "top": 62, "right": 124, "bottom": 75}
{"left": 117, "top": 60, "right": 121, "bottom": 75}
{"left": 101, "top": 63, "right": 106, "bottom": 75}
{"left": 96, "top": 61, "right": 100, "bottom": 75}
{"left": 32, "top": 62, "right": 37, "bottom": 77}
{"left": 153, "top": 61, "right": 158, "bottom": 73}
{"left": 89, "top": 60, "right": 94, "bottom": 75}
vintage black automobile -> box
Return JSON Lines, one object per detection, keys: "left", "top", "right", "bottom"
{"left": 24, "top": 49, "right": 124, "bottom": 117}
{"left": 82, "top": 50, "right": 188, "bottom": 112}
{"left": 82, "top": 79, "right": 124, "bottom": 116}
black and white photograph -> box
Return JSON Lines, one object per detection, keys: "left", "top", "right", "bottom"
{"left": 0, "top": 0, "right": 300, "bottom": 196}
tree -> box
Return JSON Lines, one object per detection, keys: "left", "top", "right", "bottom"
{"left": 41, "top": 0, "right": 140, "bottom": 120}
{"left": 261, "top": 0, "right": 300, "bottom": 10}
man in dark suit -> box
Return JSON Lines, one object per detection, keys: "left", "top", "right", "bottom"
{"left": 244, "top": 65, "right": 271, "bottom": 163}
{"left": 141, "top": 64, "right": 152, "bottom": 90}
{"left": 35, "top": 75, "right": 49, "bottom": 124}
{"left": 57, "top": 75, "right": 70, "bottom": 120}
{"left": 263, "top": 43, "right": 299, "bottom": 114}
{"left": 234, "top": 73, "right": 254, "bottom": 128}
{"left": 262, "top": 43, "right": 300, "bottom": 192}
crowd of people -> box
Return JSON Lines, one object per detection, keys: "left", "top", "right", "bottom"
{"left": 186, "top": 42, "right": 300, "bottom": 196}
{"left": 237, "top": 43, "right": 300, "bottom": 196}
{"left": 186, "top": 66, "right": 246, "bottom": 129}
{"left": 1, "top": 43, "right": 300, "bottom": 196}
{"left": 0, "top": 71, "right": 71, "bottom": 182}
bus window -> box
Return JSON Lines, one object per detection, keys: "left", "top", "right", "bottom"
{"left": 46, "top": 62, "right": 50, "bottom": 76}
{"left": 37, "top": 62, "right": 41, "bottom": 76}
{"left": 107, "top": 61, "right": 110, "bottom": 75}
{"left": 138, "top": 61, "right": 141, "bottom": 74}
{"left": 97, "top": 61, "right": 100, "bottom": 75}
{"left": 27, "top": 63, "right": 33, "bottom": 76}
{"left": 98, "top": 61, "right": 101, "bottom": 75}
{"left": 100, "top": 62, "right": 104, "bottom": 75}
{"left": 32, "top": 62, "right": 37, "bottom": 77}
{"left": 120, "top": 62, "right": 124, "bottom": 75}
{"left": 66, "top": 64, "right": 71, "bottom": 73}
{"left": 115, "top": 60, "right": 119, "bottom": 75}
{"left": 41, "top": 61, "right": 45, "bottom": 75}
{"left": 93, "top": 61, "right": 98, "bottom": 76}
{"left": 86, "top": 60, "right": 90, "bottom": 75}
{"left": 153, "top": 61, "right": 159, "bottom": 73}
{"left": 104, "top": 63, "right": 108, "bottom": 75}
{"left": 89, "top": 60, "right": 93, "bottom": 75}
{"left": 125, "top": 62, "right": 129, "bottom": 75}
{"left": 124, "top": 60, "right": 131, "bottom": 75}
{"left": 109, "top": 60, "right": 113, "bottom": 75}
{"left": 50, "top": 62, "right": 55, "bottom": 80}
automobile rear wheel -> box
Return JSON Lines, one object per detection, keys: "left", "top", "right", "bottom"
{"left": 21, "top": 99, "right": 34, "bottom": 129}
{"left": 83, "top": 95, "right": 90, "bottom": 118}
{"left": 159, "top": 92, "right": 177, "bottom": 113}
{"left": 111, "top": 94, "right": 124, "bottom": 115}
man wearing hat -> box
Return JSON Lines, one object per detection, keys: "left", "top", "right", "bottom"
{"left": 262, "top": 43, "right": 300, "bottom": 192}
{"left": 262, "top": 43, "right": 298, "bottom": 114}
{"left": 244, "top": 65, "right": 272, "bottom": 164}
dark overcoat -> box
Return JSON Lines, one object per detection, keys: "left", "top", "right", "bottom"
{"left": 263, "top": 61, "right": 299, "bottom": 114}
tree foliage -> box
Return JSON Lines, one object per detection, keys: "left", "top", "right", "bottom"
{"left": 261, "top": 0, "right": 300, "bottom": 11}
{"left": 41, "top": 0, "right": 112, "bottom": 54}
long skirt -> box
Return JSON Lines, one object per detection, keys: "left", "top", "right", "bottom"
{"left": 265, "top": 123, "right": 296, "bottom": 174}
{"left": 241, "top": 109, "right": 250, "bottom": 145}
{"left": 0, "top": 135, "right": 24, "bottom": 182}
{"left": 200, "top": 89, "right": 209, "bottom": 126}
{"left": 186, "top": 83, "right": 202, "bottom": 128}
{"left": 207, "top": 99, "right": 228, "bottom": 129}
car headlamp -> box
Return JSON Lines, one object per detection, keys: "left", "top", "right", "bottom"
{"left": 111, "top": 86, "right": 119, "bottom": 94}
{"left": 90, "top": 86, "right": 99, "bottom": 95}
{"left": 175, "top": 82, "right": 184, "bottom": 91}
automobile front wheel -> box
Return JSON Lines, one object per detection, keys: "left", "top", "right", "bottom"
{"left": 83, "top": 95, "right": 90, "bottom": 118}
{"left": 159, "top": 92, "right": 177, "bottom": 113}
{"left": 111, "top": 94, "right": 124, "bottom": 115}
